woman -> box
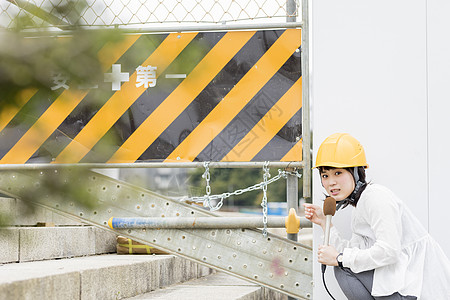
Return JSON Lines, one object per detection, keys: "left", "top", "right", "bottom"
{"left": 304, "top": 133, "right": 450, "bottom": 300}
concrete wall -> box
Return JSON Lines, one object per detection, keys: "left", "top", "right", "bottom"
{"left": 310, "top": 0, "right": 450, "bottom": 298}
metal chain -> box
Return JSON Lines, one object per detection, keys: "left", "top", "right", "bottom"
{"left": 261, "top": 161, "right": 270, "bottom": 237}
{"left": 202, "top": 161, "right": 220, "bottom": 210}
{"left": 182, "top": 165, "right": 302, "bottom": 214}
{"left": 202, "top": 161, "right": 211, "bottom": 197}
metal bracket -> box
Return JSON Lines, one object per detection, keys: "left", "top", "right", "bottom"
{"left": 0, "top": 168, "right": 312, "bottom": 299}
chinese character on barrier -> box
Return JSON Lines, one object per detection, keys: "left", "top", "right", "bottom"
{"left": 136, "top": 65, "right": 157, "bottom": 88}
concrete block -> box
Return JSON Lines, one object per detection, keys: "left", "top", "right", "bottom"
{"left": 1, "top": 226, "right": 117, "bottom": 264}
{"left": 0, "top": 227, "right": 19, "bottom": 263}
{"left": 174, "top": 257, "right": 198, "bottom": 283}
{"left": 158, "top": 256, "right": 199, "bottom": 288}
{"left": 93, "top": 227, "right": 117, "bottom": 254}
{"left": 0, "top": 255, "right": 168, "bottom": 300}
{"left": 0, "top": 254, "right": 218, "bottom": 300}
{"left": 158, "top": 256, "right": 177, "bottom": 288}
{"left": 80, "top": 255, "right": 164, "bottom": 300}
{"left": 0, "top": 257, "right": 82, "bottom": 300}
{"left": 0, "top": 272, "right": 80, "bottom": 300}
{"left": 19, "top": 227, "right": 96, "bottom": 262}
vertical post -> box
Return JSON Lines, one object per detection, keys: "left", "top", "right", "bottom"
{"left": 287, "top": 1, "right": 299, "bottom": 299}
{"left": 286, "top": 0, "right": 297, "bottom": 22}
{"left": 285, "top": 0, "right": 299, "bottom": 239}
{"left": 286, "top": 168, "right": 299, "bottom": 242}
{"left": 301, "top": 0, "right": 312, "bottom": 203}
{"left": 286, "top": 170, "right": 299, "bottom": 300}
{"left": 300, "top": 7, "right": 313, "bottom": 296}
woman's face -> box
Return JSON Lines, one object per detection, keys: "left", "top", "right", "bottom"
{"left": 320, "top": 168, "right": 356, "bottom": 201}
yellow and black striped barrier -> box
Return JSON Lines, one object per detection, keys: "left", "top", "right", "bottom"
{"left": 0, "top": 29, "right": 302, "bottom": 164}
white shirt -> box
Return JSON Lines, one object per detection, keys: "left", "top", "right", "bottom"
{"left": 329, "top": 184, "right": 450, "bottom": 299}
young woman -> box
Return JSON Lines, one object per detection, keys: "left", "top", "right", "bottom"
{"left": 304, "top": 133, "right": 450, "bottom": 300}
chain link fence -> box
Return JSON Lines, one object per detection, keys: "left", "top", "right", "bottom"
{"left": 1, "top": 0, "right": 300, "bottom": 30}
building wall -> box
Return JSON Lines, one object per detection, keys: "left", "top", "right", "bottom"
{"left": 426, "top": 0, "right": 450, "bottom": 263}
{"left": 310, "top": 0, "right": 450, "bottom": 298}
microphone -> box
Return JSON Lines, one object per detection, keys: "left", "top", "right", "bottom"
{"left": 322, "top": 196, "right": 336, "bottom": 274}
{"left": 323, "top": 196, "right": 336, "bottom": 246}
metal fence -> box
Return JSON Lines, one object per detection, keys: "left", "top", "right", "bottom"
{"left": 0, "top": 0, "right": 310, "bottom": 201}
{"left": 1, "top": 0, "right": 301, "bottom": 30}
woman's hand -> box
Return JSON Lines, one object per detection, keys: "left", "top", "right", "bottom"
{"left": 318, "top": 245, "right": 339, "bottom": 266}
{"left": 303, "top": 203, "right": 326, "bottom": 228}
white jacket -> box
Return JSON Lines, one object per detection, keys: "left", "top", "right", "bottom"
{"left": 330, "top": 184, "right": 450, "bottom": 299}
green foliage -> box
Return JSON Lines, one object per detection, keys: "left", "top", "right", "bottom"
{"left": 0, "top": 168, "right": 102, "bottom": 226}
{"left": 0, "top": 1, "right": 125, "bottom": 225}
{"left": 0, "top": 30, "right": 124, "bottom": 109}
{"left": 0, "top": 0, "right": 125, "bottom": 110}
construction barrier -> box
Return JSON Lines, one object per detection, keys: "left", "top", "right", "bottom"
{"left": 0, "top": 29, "right": 302, "bottom": 164}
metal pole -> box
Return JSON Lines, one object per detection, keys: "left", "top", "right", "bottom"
{"left": 109, "top": 216, "right": 311, "bottom": 229}
{"left": 286, "top": 168, "right": 299, "bottom": 242}
{"left": 287, "top": 1, "right": 299, "bottom": 298}
{"left": 0, "top": 161, "right": 303, "bottom": 171}
{"left": 299, "top": 0, "right": 313, "bottom": 289}
{"left": 302, "top": 0, "right": 312, "bottom": 202}
{"left": 286, "top": 0, "right": 297, "bottom": 22}
{"left": 285, "top": 0, "right": 299, "bottom": 236}
{"left": 26, "top": 22, "right": 303, "bottom": 37}
{"left": 286, "top": 168, "right": 299, "bottom": 300}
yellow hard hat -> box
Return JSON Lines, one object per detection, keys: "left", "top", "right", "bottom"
{"left": 315, "top": 133, "right": 368, "bottom": 169}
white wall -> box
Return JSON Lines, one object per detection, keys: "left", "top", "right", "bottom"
{"left": 426, "top": 0, "right": 450, "bottom": 261}
{"left": 310, "top": 0, "right": 450, "bottom": 298}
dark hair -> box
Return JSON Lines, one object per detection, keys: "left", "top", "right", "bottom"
{"left": 319, "top": 166, "right": 368, "bottom": 207}
{"left": 347, "top": 166, "right": 367, "bottom": 184}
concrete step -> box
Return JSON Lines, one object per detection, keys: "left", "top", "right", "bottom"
{"left": 126, "top": 272, "right": 288, "bottom": 300}
{"left": 1, "top": 195, "right": 118, "bottom": 264}
{"left": 0, "top": 197, "right": 303, "bottom": 299}
{"left": 0, "top": 226, "right": 117, "bottom": 264}
{"left": 0, "top": 254, "right": 212, "bottom": 300}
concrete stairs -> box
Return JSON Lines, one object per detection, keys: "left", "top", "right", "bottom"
{"left": 127, "top": 272, "right": 287, "bottom": 300}
{"left": 0, "top": 197, "right": 118, "bottom": 264}
{"left": 0, "top": 197, "right": 288, "bottom": 299}
{"left": 0, "top": 254, "right": 214, "bottom": 300}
